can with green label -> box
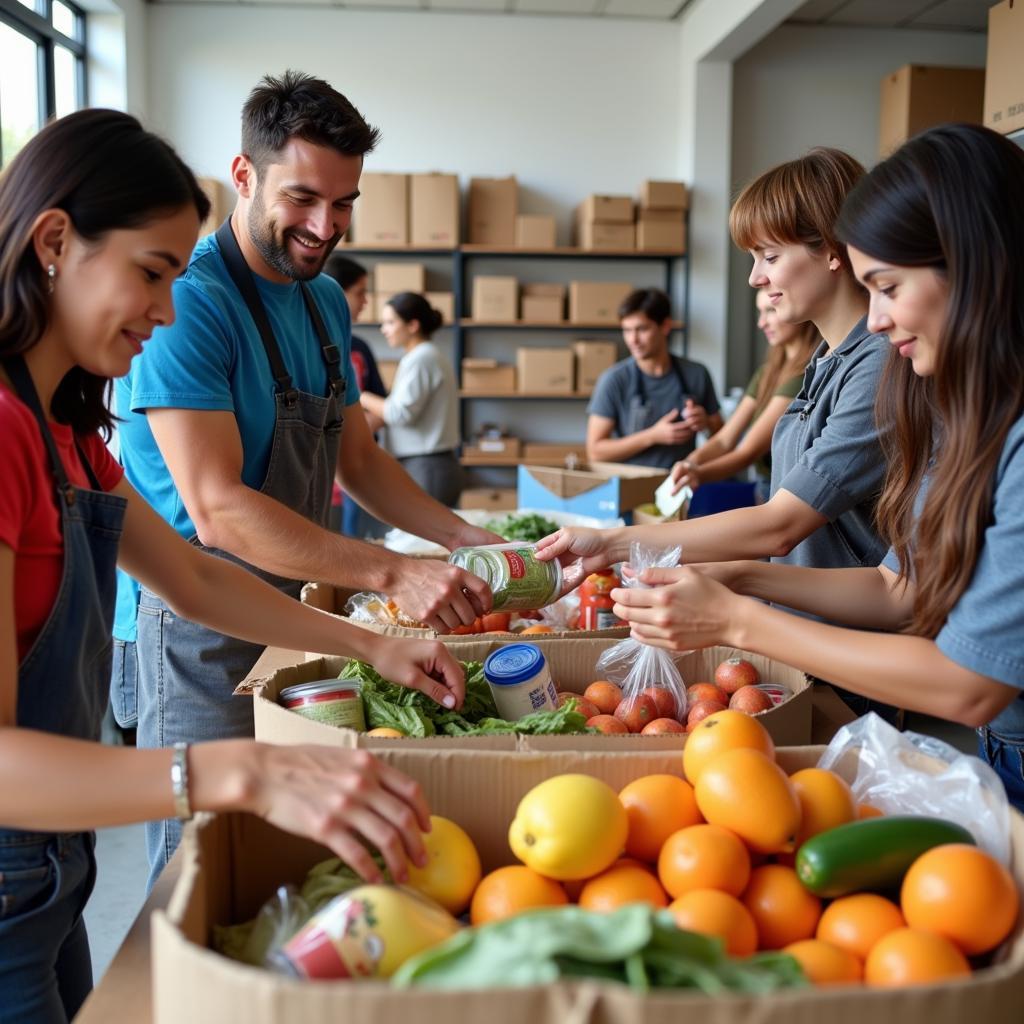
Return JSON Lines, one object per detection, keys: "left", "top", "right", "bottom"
{"left": 448, "top": 543, "right": 562, "bottom": 611}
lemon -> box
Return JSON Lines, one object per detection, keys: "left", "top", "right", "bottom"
{"left": 405, "top": 815, "right": 482, "bottom": 916}
{"left": 508, "top": 774, "right": 627, "bottom": 881}
{"left": 365, "top": 727, "right": 405, "bottom": 738}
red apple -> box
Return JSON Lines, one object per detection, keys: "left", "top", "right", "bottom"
{"left": 714, "top": 657, "right": 760, "bottom": 695}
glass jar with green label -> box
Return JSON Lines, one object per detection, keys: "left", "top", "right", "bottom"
{"left": 448, "top": 543, "right": 562, "bottom": 612}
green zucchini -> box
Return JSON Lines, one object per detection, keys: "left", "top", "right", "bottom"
{"left": 795, "top": 815, "right": 975, "bottom": 897}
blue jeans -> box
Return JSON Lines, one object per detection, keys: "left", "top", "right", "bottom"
{"left": 108, "top": 638, "right": 138, "bottom": 729}
{"left": 977, "top": 726, "right": 1024, "bottom": 814}
{"left": 0, "top": 831, "right": 96, "bottom": 1024}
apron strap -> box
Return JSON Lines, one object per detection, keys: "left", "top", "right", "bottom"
{"left": 299, "top": 283, "right": 346, "bottom": 400}
{"left": 2, "top": 355, "right": 79, "bottom": 505}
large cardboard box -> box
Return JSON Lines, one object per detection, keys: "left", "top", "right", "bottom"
{"left": 461, "top": 358, "right": 517, "bottom": 394}
{"left": 424, "top": 290, "right": 454, "bottom": 325}
{"left": 637, "top": 211, "right": 686, "bottom": 252}
{"left": 573, "top": 340, "right": 618, "bottom": 390}
{"left": 639, "top": 179, "right": 689, "bottom": 211}
{"left": 522, "top": 442, "right": 587, "bottom": 464}
{"left": 570, "top": 281, "right": 633, "bottom": 324}
{"left": 462, "top": 437, "right": 522, "bottom": 459}
{"left": 520, "top": 282, "right": 566, "bottom": 323}
{"left": 468, "top": 175, "right": 518, "bottom": 246}
{"left": 515, "top": 214, "right": 557, "bottom": 249}
{"left": 878, "top": 64, "right": 985, "bottom": 156}
{"left": 409, "top": 172, "right": 459, "bottom": 247}
{"left": 352, "top": 172, "right": 408, "bottom": 246}
{"left": 985, "top": 0, "right": 1024, "bottom": 136}
{"left": 458, "top": 487, "right": 518, "bottom": 511}
{"left": 375, "top": 261, "right": 426, "bottom": 295}
{"left": 247, "top": 640, "right": 812, "bottom": 751}
{"left": 577, "top": 194, "right": 633, "bottom": 223}
{"left": 577, "top": 220, "right": 635, "bottom": 252}
{"left": 472, "top": 276, "right": 518, "bottom": 322}
{"left": 196, "top": 177, "right": 233, "bottom": 235}
{"left": 518, "top": 461, "right": 664, "bottom": 518}
{"left": 516, "top": 347, "right": 575, "bottom": 393}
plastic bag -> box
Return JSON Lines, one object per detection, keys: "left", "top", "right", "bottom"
{"left": 213, "top": 884, "right": 311, "bottom": 967}
{"left": 593, "top": 542, "right": 688, "bottom": 723}
{"left": 536, "top": 591, "right": 580, "bottom": 631}
{"left": 817, "top": 712, "right": 1011, "bottom": 865}
{"left": 344, "top": 591, "right": 427, "bottom": 629}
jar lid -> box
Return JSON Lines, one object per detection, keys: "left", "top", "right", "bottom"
{"left": 484, "top": 644, "right": 545, "bottom": 687}
{"left": 279, "top": 679, "right": 360, "bottom": 704}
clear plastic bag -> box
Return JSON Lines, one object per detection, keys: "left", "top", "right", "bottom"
{"left": 214, "top": 884, "right": 312, "bottom": 968}
{"left": 537, "top": 591, "right": 580, "bottom": 631}
{"left": 344, "top": 591, "right": 427, "bottom": 629}
{"left": 817, "top": 712, "right": 1011, "bottom": 865}
{"left": 593, "top": 542, "right": 688, "bottom": 723}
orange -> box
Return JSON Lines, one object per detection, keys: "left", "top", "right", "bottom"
{"left": 858, "top": 803, "right": 884, "bottom": 819}
{"left": 694, "top": 748, "right": 801, "bottom": 854}
{"left": 667, "top": 889, "right": 758, "bottom": 957}
{"left": 578, "top": 858, "right": 669, "bottom": 912}
{"left": 682, "top": 709, "right": 775, "bottom": 784}
{"left": 657, "top": 824, "right": 751, "bottom": 899}
{"left": 864, "top": 927, "right": 971, "bottom": 988}
{"left": 741, "top": 864, "right": 822, "bottom": 949}
{"left": 519, "top": 624, "right": 554, "bottom": 635}
{"left": 783, "top": 939, "right": 863, "bottom": 986}
{"left": 900, "top": 843, "right": 1020, "bottom": 955}
{"left": 583, "top": 681, "right": 624, "bottom": 716}
{"left": 789, "top": 768, "right": 856, "bottom": 847}
{"left": 618, "top": 774, "right": 703, "bottom": 863}
{"left": 816, "top": 893, "right": 905, "bottom": 960}
{"left": 470, "top": 865, "right": 568, "bottom": 925}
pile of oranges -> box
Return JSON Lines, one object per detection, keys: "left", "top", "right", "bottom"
{"left": 464, "top": 709, "right": 1020, "bottom": 989}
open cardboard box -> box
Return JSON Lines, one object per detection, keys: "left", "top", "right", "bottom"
{"left": 243, "top": 637, "right": 812, "bottom": 752}
{"left": 152, "top": 744, "right": 1024, "bottom": 1024}
{"left": 518, "top": 462, "right": 665, "bottom": 518}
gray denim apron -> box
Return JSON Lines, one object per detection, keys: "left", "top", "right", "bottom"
{"left": 136, "top": 221, "right": 345, "bottom": 883}
{"left": 0, "top": 356, "right": 126, "bottom": 1023}
{"left": 624, "top": 358, "right": 692, "bottom": 436}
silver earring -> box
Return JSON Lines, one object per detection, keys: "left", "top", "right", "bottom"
{"left": 46, "top": 264, "right": 57, "bottom": 295}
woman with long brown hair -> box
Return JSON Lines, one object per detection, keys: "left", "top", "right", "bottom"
{"left": 668, "top": 289, "right": 819, "bottom": 502}
{"left": 611, "top": 123, "right": 1024, "bottom": 808}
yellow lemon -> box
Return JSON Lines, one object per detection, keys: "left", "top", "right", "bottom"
{"left": 508, "top": 774, "right": 627, "bottom": 881}
{"left": 405, "top": 815, "right": 482, "bottom": 916}
{"left": 366, "top": 727, "right": 405, "bottom": 738}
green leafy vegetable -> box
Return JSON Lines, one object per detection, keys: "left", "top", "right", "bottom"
{"left": 484, "top": 512, "right": 560, "bottom": 543}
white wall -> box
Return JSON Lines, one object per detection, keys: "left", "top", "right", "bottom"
{"left": 726, "top": 23, "right": 987, "bottom": 387}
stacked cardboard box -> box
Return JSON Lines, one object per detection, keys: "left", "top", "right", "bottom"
{"left": 569, "top": 281, "right": 633, "bottom": 325}
{"left": 573, "top": 340, "right": 618, "bottom": 391}
{"left": 636, "top": 179, "right": 687, "bottom": 252}
{"left": 352, "top": 172, "right": 408, "bottom": 245}
{"left": 985, "top": 0, "right": 1024, "bottom": 136}
{"left": 457, "top": 487, "right": 518, "bottom": 511}
{"left": 374, "top": 261, "right": 426, "bottom": 295}
{"left": 520, "top": 282, "right": 566, "bottom": 323}
{"left": 468, "top": 175, "right": 518, "bottom": 246}
{"left": 576, "top": 194, "right": 634, "bottom": 251}
{"left": 424, "top": 291, "right": 455, "bottom": 324}
{"left": 516, "top": 348, "right": 574, "bottom": 393}
{"left": 409, "top": 172, "right": 459, "bottom": 247}
{"left": 515, "top": 214, "right": 557, "bottom": 249}
{"left": 472, "top": 276, "right": 518, "bottom": 322}
{"left": 461, "top": 358, "right": 516, "bottom": 394}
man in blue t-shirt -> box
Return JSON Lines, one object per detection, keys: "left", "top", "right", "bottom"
{"left": 587, "top": 288, "right": 722, "bottom": 470}
{"left": 111, "top": 72, "right": 499, "bottom": 882}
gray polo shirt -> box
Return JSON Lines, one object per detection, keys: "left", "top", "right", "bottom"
{"left": 882, "top": 415, "right": 1024, "bottom": 741}
{"left": 588, "top": 355, "right": 720, "bottom": 470}
{"left": 771, "top": 316, "right": 889, "bottom": 571}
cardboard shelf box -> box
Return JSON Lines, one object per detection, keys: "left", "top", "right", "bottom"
{"left": 461, "top": 358, "right": 517, "bottom": 394}
{"left": 468, "top": 175, "right": 518, "bottom": 246}
{"left": 577, "top": 220, "right": 635, "bottom": 252}
{"left": 515, "top": 214, "right": 557, "bottom": 249}
{"left": 352, "top": 172, "right": 408, "bottom": 246}
{"left": 457, "top": 487, "right": 518, "bottom": 511}
{"left": 153, "top": 740, "right": 1024, "bottom": 1024}
{"left": 463, "top": 437, "right": 522, "bottom": 460}
{"left": 521, "top": 442, "right": 587, "bottom": 463}
{"left": 636, "top": 211, "right": 686, "bottom": 253}
{"left": 424, "top": 291, "right": 455, "bottom": 325}
{"left": 517, "top": 460, "right": 664, "bottom": 518}
{"left": 985, "top": 0, "right": 1024, "bottom": 136}
{"left": 196, "top": 177, "right": 234, "bottom": 236}
{"left": 374, "top": 261, "right": 426, "bottom": 295}
{"left": 516, "top": 347, "right": 574, "bottom": 393}
{"left": 573, "top": 340, "right": 618, "bottom": 391}
{"left": 569, "top": 281, "right": 633, "bottom": 325}
{"left": 409, "top": 172, "right": 459, "bottom": 247}
{"left": 520, "top": 282, "right": 566, "bottom": 323}
{"left": 639, "top": 179, "right": 689, "bottom": 211}
{"left": 577, "top": 194, "right": 634, "bottom": 224}
{"left": 473, "top": 276, "right": 518, "bottom": 322}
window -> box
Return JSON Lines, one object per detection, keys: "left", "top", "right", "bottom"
{"left": 0, "top": 0, "right": 87, "bottom": 167}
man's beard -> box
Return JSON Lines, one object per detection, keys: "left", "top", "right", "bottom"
{"left": 247, "top": 185, "right": 339, "bottom": 281}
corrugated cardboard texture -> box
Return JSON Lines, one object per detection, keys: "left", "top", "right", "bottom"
{"left": 985, "top": 0, "right": 1024, "bottom": 135}
{"left": 468, "top": 176, "right": 518, "bottom": 246}
{"left": 154, "top": 748, "right": 1024, "bottom": 1024}
{"left": 636, "top": 214, "right": 686, "bottom": 253}
{"left": 639, "top": 180, "right": 689, "bottom": 211}
{"left": 516, "top": 348, "right": 574, "bottom": 392}
{"left": 515, "top": 214, "right": 557, "bottom": 249}
{"left": 573, "top": 341, "right": 618, "bottom": 390}
{"left": 577, "top": 221, "right": 635, "bottom": 252}
{"left": 578, "top": 195, "right": 634, "bottom": 224}
{"left": 424, "top": 291, "right": 454, "bottom": 324}
{"left": 409, "top": 173, "right": 459, "bottom": 247}
{"left": 518, "top": 463, "right": 663, "bottom": 512}
{"left": 353, "top": 173, "right": 408, "bottom": 245}
{"left": 472, "top": 276, "right": 518, "bottom": 322}
{"left": 458, "top": 488, "right": 518, "bottom": 512}
{"left": 461, "top": 361, "right": 517, "bottom": 394}
{"left": 250, "top": 639, "right": 812, "bottom": 753}
{"left": 375, "top": 261, "right": 426, "bottom": 295}
{"left": 569, "top": 281, "right": 633, "bottom": 324}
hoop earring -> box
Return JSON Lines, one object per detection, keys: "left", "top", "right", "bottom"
{"left": 46, "top": 264, "right": 57, "bottom": 295}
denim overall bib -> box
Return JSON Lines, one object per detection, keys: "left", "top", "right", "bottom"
{"left": 0, "top": 356, "right": 126, "bottom": 1024}
{"left": 136, "top": 221, "right": 346, "bottom": 884}
{"left": 624, "top": 358, "right": 691, "bottom": 436}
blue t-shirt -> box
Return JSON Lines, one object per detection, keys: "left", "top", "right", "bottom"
{"left": 882, "top": 415, "right": 1024, "bottom": 740}
{"left": 113, "top": 232, "right": 360, "bottom": 642}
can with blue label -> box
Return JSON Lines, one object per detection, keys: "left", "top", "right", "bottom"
{"left": 482, "top": 643, "right": 559, "bottom": 722}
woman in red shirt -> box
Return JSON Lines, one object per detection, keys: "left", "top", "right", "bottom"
{"left": 0, "top": 111, "right": 461, "bottom": 1023}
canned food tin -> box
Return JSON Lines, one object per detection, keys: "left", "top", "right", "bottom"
{"left": 279, "top": 679, "right": 366, "bottom": 731}
{"left": 448, "top": 543, "right": 562, "bottom": 612}
{"left": 483, "top": 643, "right": 559, "bottom": 721}
{"left": 754, "top": 682, "right": 793, "bottom": 707}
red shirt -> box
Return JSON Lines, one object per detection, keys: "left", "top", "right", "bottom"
{"left": 0, "top": 384, "right": 124, "bottom": 662}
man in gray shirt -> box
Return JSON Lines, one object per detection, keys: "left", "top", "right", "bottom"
{"left": 587, "top": 288, "right": 722, "bottom": 470}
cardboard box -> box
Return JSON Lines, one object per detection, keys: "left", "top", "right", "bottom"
{"left": 577, "top": 194, "right": 633, "bottom": 223}
{"left": 639, "top": 179, "right": 689, "bottom": 211}
{"left": 457, "top": 487, "right": 518, "bottom": 511}
{"left": 572, "top": 340, "right": 618, "bottom": 390}
{"left": 352, "top": 172, "right": 408, "bottom": 245}
{"left": 569, "top": 281, "right": 633, "bottom": 324}
{"left": 636, "top": 211, "right": 686, "bottom": 252}
{"left": 521, "top": 442, "right": 587, "bottom": 464}
{"left": 378, "top": 361, "right": 399, "bottom": 390}
{"left": 409, "top": 172, "right": 459, "bottom": 247}
{"left": 520, "top": 283, "right": 566, "bottom": 323}
{"left": 878, "top": 64, "right": 985, "bottom": 156}
{"left": 424, "top": 291, "right": 454, "bottom": 324}
{"left": 472, "top": 276, "right": 518, "bottom": 322}
{"left": 461, "top": 359, "right": 517, "bottom": 394}
{"left": 355, "top": 292, "right": 377, "bottom": 324}
{"left": 985, "top": 0, "right": 1024, "bottom": 136}
{"left": 462, "top": 441, "right": 522, "bottom": 462}
{"left": 516, "top": 347, "right": 575, "bottom": 393}
{"left": 518, "top": 461, "right": 664, "bottom": 517}
{"left": 468, "top": 175, "right": 518, "bottom": 246}
{"left": 196, "top": 177, "right": 233, "bottom": 235}
{"left": 151, "top": 745, "right": 1024, "bottom": 1024}
{"left": 577, "top": 220, "right": 635, "bottom": 252}
{"left": 515, "top": 214, "right": 557, "bottom": 249}
{"left": 374, "top": 261, "right": 426, "bottom": 295}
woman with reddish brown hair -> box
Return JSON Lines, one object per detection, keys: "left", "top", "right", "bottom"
{"left": 612, "top": 124, "right": 1024, "bottom": 809}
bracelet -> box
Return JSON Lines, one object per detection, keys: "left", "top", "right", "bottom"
{"left": 170, "top": 742, "right": 193, "bottom": 821}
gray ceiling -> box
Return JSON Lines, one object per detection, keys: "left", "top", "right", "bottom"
{"left": 787, "top": 0, "right": 991, "bottom": 32}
